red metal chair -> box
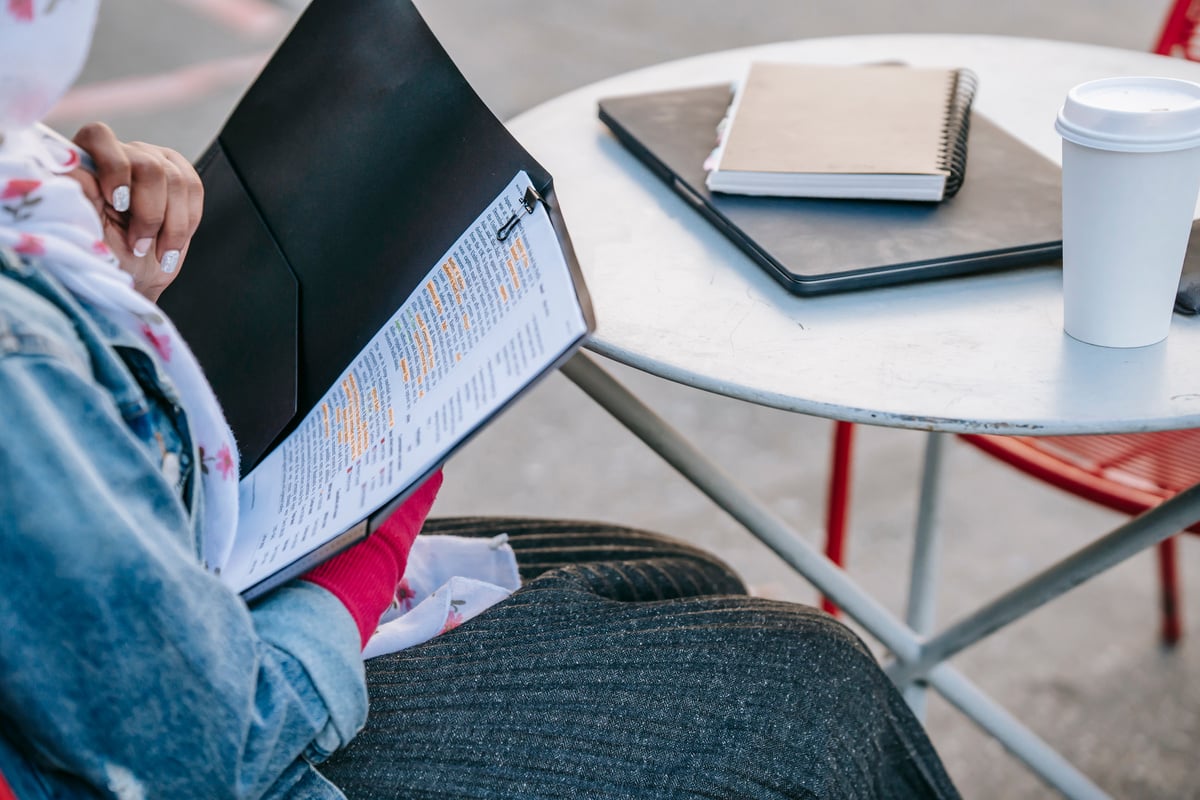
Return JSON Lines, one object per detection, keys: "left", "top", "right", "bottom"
{"left": 964, "top": 431, "right": 1200, "bottom": 643}
{"left": 819, "top": 2, "right": 1200, "bottom": 643}
{"left": 1155, "top": 0, "right": 1200, "bottom": 59}
{"left": 823, "top": 424, "right": 1200, "bottom": 644}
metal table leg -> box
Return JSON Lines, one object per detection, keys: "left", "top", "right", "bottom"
{"left": 927, "top": 665, "right": 1109, "bottom": 800}
{"left": 562, "top": 353, "right": 920, "bottom": 661}
{"left": 561, "top": 353, "right": 1110, "bottom": 799}
{"left": 885, "top": 478, "right": 1200, "bottom": 686}
{"left": 903, "top": 431, "right": 947, "bottom": 717}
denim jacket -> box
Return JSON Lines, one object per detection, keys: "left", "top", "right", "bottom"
{"left": 0, "top": 251, "right": 367, "bottom": 799}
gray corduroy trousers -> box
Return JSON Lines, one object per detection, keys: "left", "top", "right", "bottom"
{"left": 319, "top": 518, "right": 960, "bottom": 800}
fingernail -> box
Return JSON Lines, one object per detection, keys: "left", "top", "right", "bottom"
{"left": 112, "top": 185, "right": 130, "bottom": 212}
{"left": 160, "top": 250, "right": 180, "bottom": 274}
{"left": 133, "top": 237, "right": 153, "bottom": 257}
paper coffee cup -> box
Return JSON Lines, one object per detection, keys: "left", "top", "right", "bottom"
{"left": 1056, "top": 76, "right": 1200, "bottom": 348}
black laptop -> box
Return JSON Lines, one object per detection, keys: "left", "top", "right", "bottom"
{"left": 598, "top": 84, "right": 1064, "bottom": 295}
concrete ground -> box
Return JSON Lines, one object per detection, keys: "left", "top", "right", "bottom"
{"left": 57, "top": 1, "right": 1199, "bottom": 797}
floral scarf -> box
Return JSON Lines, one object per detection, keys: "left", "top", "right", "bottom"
{"left": 0, "top": 0, "right": 239, "bottom": 573}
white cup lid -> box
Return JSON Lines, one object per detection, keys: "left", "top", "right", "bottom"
{"left": 1056, "top": 76, "right": 1200, "bottom": 152}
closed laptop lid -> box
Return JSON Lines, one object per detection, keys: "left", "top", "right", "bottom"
{"left": 598, "top": 84, "right": 1063, "bottom": 295}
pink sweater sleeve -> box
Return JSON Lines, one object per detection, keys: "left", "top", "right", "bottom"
{"left": 301, "top": 470, "right": 443, "bottom": 647}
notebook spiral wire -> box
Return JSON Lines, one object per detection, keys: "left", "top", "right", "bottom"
{"left": 937, "top": 68, "right": 979, "bottom": 199}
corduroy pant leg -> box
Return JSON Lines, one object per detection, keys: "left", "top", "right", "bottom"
{"left": 319, "top": 518, "right": 960, "bottom": 800}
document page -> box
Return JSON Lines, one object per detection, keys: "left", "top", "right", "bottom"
{"left": 223, "top": 171, "right": 587, "bottom": 593}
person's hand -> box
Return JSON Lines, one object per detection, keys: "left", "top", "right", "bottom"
{"left": 66, "top": 122, "right": 203, "bottom": 303}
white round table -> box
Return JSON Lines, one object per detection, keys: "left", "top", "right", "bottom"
{"left": 508, "top": 37, "right": 1200, "bottom": 799}
{"left": 509, "top": 34, "right": 1200, "bottom": 436}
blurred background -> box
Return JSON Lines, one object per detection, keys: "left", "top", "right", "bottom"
{"left": 55, "top": 1, "right": 1199, "bottom": 797}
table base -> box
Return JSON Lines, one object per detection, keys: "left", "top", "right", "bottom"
{"left": 561, "top": 352, "right": 1200, "bottom": 800}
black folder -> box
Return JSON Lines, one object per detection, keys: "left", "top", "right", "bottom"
{"left": 161, "top": 0, "right": 592, "bottom": 474}
{"left": 598, "top": 84, "right": 1065, "bottom": 295}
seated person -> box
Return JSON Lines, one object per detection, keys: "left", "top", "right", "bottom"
{"left": 0, "top": 4, "right": 960, "bottom": 798}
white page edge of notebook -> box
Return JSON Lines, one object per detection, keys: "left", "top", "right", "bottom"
{"left": 706, "top": 170, "right": 948, "bottom": 200}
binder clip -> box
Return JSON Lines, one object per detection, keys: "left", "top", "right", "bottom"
{"left": 496, "top": 185, "right": 544, "bottom": 241}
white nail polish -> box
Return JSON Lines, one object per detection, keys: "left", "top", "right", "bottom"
{"left": 112, "top": 185, "right": 130, "bottom": 212}
{"left": 160, "top": 250, "right": 180, "bottom": 274}
{"left": 133, "top": 237, "right": 153, "bottom": 257}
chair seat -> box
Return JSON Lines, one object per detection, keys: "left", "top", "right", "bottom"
{"left": 958, "top": 430, "right": 1200, "bottom": 534}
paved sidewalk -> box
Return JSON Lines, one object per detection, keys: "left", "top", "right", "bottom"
{"left": 57, "top": 1, "right": 1199, "bottom": 797}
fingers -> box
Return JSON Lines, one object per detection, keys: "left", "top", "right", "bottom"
{"left": 72, "top": 123, "right": 204, "bottom": 267}
{"left": 122, "top": 145, "right": 168, "bottom": 261}
{"left": 126, "top": 143, "right": 203, "bottom": 271}
{"left": 67, "top": 124, "right": 204, "bottom": 299}
{"left": 74, "top": 134, "right": 203, "bottom": 272}
{"left": 158, "top": 147, "right": 204, "bottom": 268}
{"left": 122, "top": 145, "right": 175, "bottom": 268}
{"left": 72, "top": 122, "right": 132, "bottom": 213}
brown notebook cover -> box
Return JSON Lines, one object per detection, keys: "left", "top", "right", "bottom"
{"left": 707, "top": 63, "right": 976, "bottom": 201}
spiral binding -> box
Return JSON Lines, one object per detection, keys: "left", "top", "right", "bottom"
{"left": 937, "top": 68, "right": 978, "bottom": 199}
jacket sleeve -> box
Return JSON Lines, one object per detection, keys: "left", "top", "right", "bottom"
{"left": 0, "top": 342, "right": 368, "bottom": 798}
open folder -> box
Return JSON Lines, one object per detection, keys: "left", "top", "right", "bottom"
{"left": 160, "top": 0, "right": 594, "bottom": 600}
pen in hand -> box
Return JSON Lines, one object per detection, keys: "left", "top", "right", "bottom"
{"left": 35, "top": 121, "right": 98, "bottom": 175}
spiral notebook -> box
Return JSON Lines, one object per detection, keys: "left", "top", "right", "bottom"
{"left": 598, "top": 83, "right": 1063, "bottom": 295}
{"left": 705, "top": 63, "right": 977, "bottom": 201}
